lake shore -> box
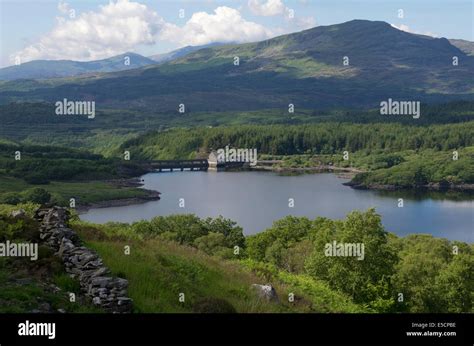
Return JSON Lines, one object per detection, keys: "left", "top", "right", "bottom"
{"left": 251, "top": 161, "right": 473, "bottom": 192}
{"left": 343, "top": 181, "right": 474, "bottom": 191}
{"left": 76, "top": 177, "right": 161, "bottom": 213}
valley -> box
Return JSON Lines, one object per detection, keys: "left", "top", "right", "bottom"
{"left": 0, "top": 17, "right": 472, "bottom": 317}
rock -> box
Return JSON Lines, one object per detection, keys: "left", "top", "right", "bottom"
{"left": 36, "top": 207, "right": 133, "bottom": 313}
{"left": 57, "top": 309, "right": 66, "bottom": 313}
{"left": 251, "top": 284, "right": 278, "bottom": 302}
{"left": 38, "top": 302, "right": 52, "bottom": 312}
{"left": 10, "top": 209, "right": 26, "bottom": 218}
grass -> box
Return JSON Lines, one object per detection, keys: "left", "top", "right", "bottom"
{"left": 73, "top": 221, "right": 365, "bottom": 313}
{"left": 0, "top": 175, "right": 150, "bottom": 205}
{"left": 0, "top": 258, "right": 101, "bottom": 313}
{"left": 0, "top": 213, "right": 100, "bottom": 313}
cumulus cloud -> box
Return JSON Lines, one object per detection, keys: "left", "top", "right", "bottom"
{"left": 162, "top": 6, "right": 273, "bottom": 46}
{"left": 11, "top": 0, "right": 275, "bottom": 64}
{"left": 248, "top": 0, "right": 286, "bottom": 16}
{"left": 248, "top": 0, "right": 315, "bottom": 31}
{"left": 12, "top": 0, "right": 168, "bottom": 63}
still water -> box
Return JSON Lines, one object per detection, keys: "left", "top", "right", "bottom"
{"left": 81, "top": 172, "right": 473, "bottom": 242}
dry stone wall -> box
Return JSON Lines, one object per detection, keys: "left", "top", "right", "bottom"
{"left": 35, "top": 207, "right": 133, "bottom": 313}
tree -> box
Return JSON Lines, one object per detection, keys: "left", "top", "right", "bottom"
{"left": 305, "top": 209, "right": 398, "bottom": 304}
{"left": 194, "top": 232, "right": 227, "bottom": 255}
{"left": 391, "top": 235, "right": 453, "bottom": 312}
{"left": 435, "top": 253, "right": 474, "bottom": 312}
{"left": 22, "top": 188, "right": 51, "bottom": 204}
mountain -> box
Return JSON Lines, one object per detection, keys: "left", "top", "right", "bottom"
{"left": 149, "top": 43, "right": 227, "bottom": 63}
{"left": 1, "top": 20, "right": 473, "bottom": 111}
{"left": 0, "top": 52, "right": 156, "bottom": 80}
{"left": 449, "top": 39, "right": 474, "bottom": 56}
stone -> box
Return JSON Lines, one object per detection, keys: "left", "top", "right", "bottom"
{"left": 36, "top": 207, "right": 133, "bottom": 313}
{"left": 251, "top": 284, "right": 278, "bottom": 302}
{"left": 10, "top": 209, "right": 26, "bottom": 218}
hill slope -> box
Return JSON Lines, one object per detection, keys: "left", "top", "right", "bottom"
{"left": 148, "top": 43, "right": 226, "bottom": 63}
{"left": 0, "top": 52, "right": 156, "bottom": 80}
{"left": 1, "top": 20, "right": 473, "bottom": 111}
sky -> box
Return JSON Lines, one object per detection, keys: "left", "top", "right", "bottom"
{"left": 0, "top": 0, "right": 473, "bottom": 67}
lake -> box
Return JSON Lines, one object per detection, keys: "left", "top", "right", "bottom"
{"left": 81, "top": 171, "right": 474, "bottom": 242}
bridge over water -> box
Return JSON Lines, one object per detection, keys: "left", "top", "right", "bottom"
{"left": 149, "top": 159, "right": 246, "bottom": 172}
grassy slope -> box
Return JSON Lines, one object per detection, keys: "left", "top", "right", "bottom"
{"left": 74, "top": 222, "right": 365, "bottom": 313}
{"left": 0, "top": 207, "right": 99, "bottom": 313}
{"left": 0, "top": 175, "right": 150, "bottom": 205}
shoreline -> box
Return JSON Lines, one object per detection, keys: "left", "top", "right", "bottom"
{"left": 344, "top": 181, "right": 474, "bottom": 192}
{"left": 76, "top": 177, "right": 161, "bottom": 214}
{"left": 251, "top": 163, "right": 473, "bottom": 192}
{"left": 77, "top": 168, "right": 473, "bottom": 214}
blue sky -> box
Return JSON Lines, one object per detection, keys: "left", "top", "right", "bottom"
{"left": 0, "top": 0, "right": 472, "bottom": 67}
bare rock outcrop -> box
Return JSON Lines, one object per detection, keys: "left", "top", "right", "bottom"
{"left": 251, "top": 284, "right": 278, "bottom": 302}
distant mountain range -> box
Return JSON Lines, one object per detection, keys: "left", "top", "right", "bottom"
{"left": 0, "top": 53, "right": 156, "bottom": 80}
{"left": 1, "top": 20, "right": 473, "bottom": 111}
{"left": 0, "top": 44, "right": 227, "bottom": 80}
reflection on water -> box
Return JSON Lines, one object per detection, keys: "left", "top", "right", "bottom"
{"left": 81, "top": 172, "right": 474, "bottom": 242}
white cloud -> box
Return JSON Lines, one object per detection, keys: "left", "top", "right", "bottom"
{"left": 248, "top": 0, "right": 286, "bottom": 16}
{"left": 57, "top": 1, "right": 70, "bottom": 15}
{"left": 11, "top": 1, "right": 275, "bottom": 64}
{"left": 162, "top": 6, "right": 273, "bottom": 46}
{"left": 12, "top": 0, "right": 167, "bottom": 63}
{"left": 390, "top": 24, "right": 437, "bottom": 38}
{"left": 248, "top": 0, "right": 315, "bottom": 31}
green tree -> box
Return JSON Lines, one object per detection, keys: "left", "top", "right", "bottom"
{"left": 391, "top": 235, "right": 452, "bottom": 312}
{"left": 435, "top": 253, "right": 474, "bottom": 312}
{"left": 194, "top": 232, "right": 227, "bottom": 255}
{"left": 305, "top": 209, "right": 398, "bottom": 305}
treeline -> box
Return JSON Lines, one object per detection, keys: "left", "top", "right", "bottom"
{"left": 0, "top": 143, "right": 146, "bottom": 184}
{"left": 122, "top": 122, "right": 474, "bottom": 160}
{"left": 349, "top": 147, "right": 474, "bottom": 187}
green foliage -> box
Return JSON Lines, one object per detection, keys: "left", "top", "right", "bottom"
{"left": 391, "top": 235, "right": 473, "bottom": 312}
{"left": 22, "top": 188, "right": 51, "bottom": 204}
{"left": 305, "top": 209, "right": 398, "bottom": 304}
{"left": 245, "top": 209, "right": 473, "bottom": 313}
{"left": 0, "top": 142, "right": 147, "bottom": 185}
{"left": 240, "top": 259, "right": 366, "bottom": 312}
{"left": 351, "top": 147, "right": 474, "bottom": 187}
{"left": 194, "top": 232, "right": 227, "bottom": 255}
{"left": 0, "top": 214, "right": 99, "bottom": 313}
{"left": 122, "top": 122, "right": 474, "bottom": 160}
{"left": 127, "top": 214, "right": 245, "bottom": 254}
{"left": 0, "top": 202, "right": 39, "bottom": 218}
{"left": 247, "top": 216, "right": 311, "bottom": 270}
